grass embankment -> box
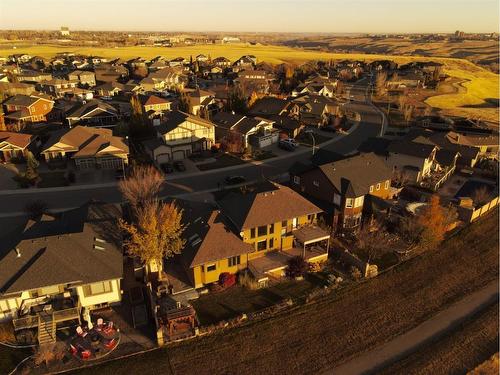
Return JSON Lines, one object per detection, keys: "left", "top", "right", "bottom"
{"left": 380, "top": 303, "right": 499, "bottom": 375}
{"left": 71, "top": 209, "right": 499, "bottom": 375}
{"left": 0, "top": 345, "right": 31, "bottom": 374}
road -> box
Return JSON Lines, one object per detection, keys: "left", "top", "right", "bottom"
{"left": 328, "top": 281, "right": 499, "bottom": 375}
{"left": 0, "top": 79, "right": 384, "bottom": 216}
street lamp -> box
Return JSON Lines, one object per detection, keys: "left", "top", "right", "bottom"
{"left": 305, "top": 129, "right": 317, "bottom": 155}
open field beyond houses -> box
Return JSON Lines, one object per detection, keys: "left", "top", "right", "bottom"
{"left": 71, "top": 209, "right": 499, "bottom": 375}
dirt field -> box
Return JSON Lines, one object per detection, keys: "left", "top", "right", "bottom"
{"left": 379, "top": 303, "right": 499, "bottom": 375}
{"left": 71, "top": 209, "right": 499, "bottom": 375}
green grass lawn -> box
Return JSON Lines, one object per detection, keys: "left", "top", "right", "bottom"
{"left": 192, "top": 273, "right": 327, "bottom": 325}
{"left": 37, "top": 171, "right": 68, "bottom": 188}
{"left": 196, "top": 154, "right": 246, "bottom": 171}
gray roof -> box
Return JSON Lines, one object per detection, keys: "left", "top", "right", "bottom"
{"left": 387, "top": 140, "right": 436, "bottom": 159}
{"left": 0, "top": 202, "right": 123, "bottom": 296}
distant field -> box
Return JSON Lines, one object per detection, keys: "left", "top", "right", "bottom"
{"left": 0, "top": 42, "right": 498, "bottom": 121}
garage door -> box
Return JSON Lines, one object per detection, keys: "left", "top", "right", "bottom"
{"left": 172, "top": 150, "right": 185, "bottom": 161}
{"left": 100, "top": 157, "right": 123, "bottom": 169}
{"left": 77, "top": 158, "right": 95, "bottom": 169}
{"left": 156, "top": 153, "right": 170, "bottom": 164}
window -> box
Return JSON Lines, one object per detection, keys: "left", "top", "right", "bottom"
{"left": 345, "top": 198, "right": 353, "bottom": 208}
{"left": 206, "top": 264, "right": 216, "bottom": 272}
{"left": 354, "top": 196, "right": 364, "bottom": 208}
{"left": 293, "top": 176, "right": 300, "bottom": 184}
{"left": 83, "top": 281, "right": 113, "bottom": 297}
{"left": 376, "top": 183, "right": 381, "bottom": 190}
{"left": 269, "top": 223, "right": 274, "bottom": 234}
{"left": 250, "top": 228, "right": 256, "bottom": 238}
{"left": 257, "top": 240, "right": 267, "bottom": 251}
{"left": 385, "top": 180, "right": 390, "bottom": 189}
{"left": 228, "top": 256, "right": 240, "bottom": 267}
{"left": 333, "top": 194, "right": 341, "bottom": 206}
{"left": 369, "top": 185, "right": 373, "bottom": 193}
{"left": 307, "top": 214, "right": 314, "bottom": 222}
{"left": 257, "top": 225, "right": 267, "bottom": 236}
{"left": 269, "top": 238, "right": 274, "bottom": 249}
{"left": 313, "top": 180, "right": 319, "bottom": 187}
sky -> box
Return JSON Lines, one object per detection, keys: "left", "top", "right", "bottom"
{"left": 0, "top": 0, "right": 498, "bottom": 33}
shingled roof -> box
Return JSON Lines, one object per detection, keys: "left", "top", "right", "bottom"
{"left": 317, "top": 153, "right": 393, "bottom": 197}
{"left": 0, "top": 131, "right": 34, "bottom": 149}
{"left": 0, "top": 202, "right": 123, "bottom": 296}
{"left": 217, "top": 182, "right": 322, "bottom": 231}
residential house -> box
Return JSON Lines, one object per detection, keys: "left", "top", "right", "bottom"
{"left": 139, "top": 94, "right": 175, "bottom": 125}
{"left": 3, "top": 94, "right": 54, "bottom": 130}
{"left": 67, "top": 70, "right": 96, "bottom": 87}
{"left": 94, "top": 65, "right": 129, "bottom": 83}
{"left": 212, "top": 56, "right": 231, "bottom": 68}
{"left": 15, "top": 71, "right": 52, "bottom": 84}
{"left": 147, "top": 110, "right": 215, "bottom": 162}
{"left": 37, "top": 78, "right": 79, "bottom": 97}
{"left": 0, "top": 202, "right": 123, "bottom": 343}
{"left": 41, "top": 125, "right": 128, "bottom": 169}
{"left": 290, "top": 153, "right": 393, "bottom": 231}
{"left": 292, "top": 94, "right": 339, "bottom": 127}
{"left": 186, "top": 89, "right": 219, "bottom": 116}
{"left": 213, "top": 111, "right": 277, "bottom": 151}
{"left": 445, "top": 131, "right": 499, "bottom": 160}
{"left": 247, "top": 97, "right": 291, "bottom": 118}
{"left": 217, "top": 182, "right": 330, "bottom": 286}
{"left": 140, "top": 68, "right": 186, "bottom": 92}
{"left": 95, "top": 82, "right": 125, "bottom": 97}
{"left": 232, "top": 55, "right": 257, "bottom": 72}
{"left": 0, "top": 131, "right": 39, "bottom": 162}
{"left": 0, "top": 82, "right": 36, "bottom": 97}
{"left": 65, "top": 99, "right": 120, "bottom": 127}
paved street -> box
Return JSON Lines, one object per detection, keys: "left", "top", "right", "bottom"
{"left": 0, "top": 79, "right": 384, "bottom": 216}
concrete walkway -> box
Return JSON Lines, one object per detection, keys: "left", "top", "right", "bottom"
{"left": 327, "top": 281, "right": 499, "bottom": 375}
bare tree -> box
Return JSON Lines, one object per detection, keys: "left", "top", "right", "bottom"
{"left": 472, "top": 186, "right": 491, "bottom": 207}
{"left": 355, "top": 221, "right": 391, "bottom": 263}
{"left": 119, "top": 165, "right": 164, "bottom": 213}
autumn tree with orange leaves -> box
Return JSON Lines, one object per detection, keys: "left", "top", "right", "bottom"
{"left": 417, "top": 195, "right": 457, "bottom": 250}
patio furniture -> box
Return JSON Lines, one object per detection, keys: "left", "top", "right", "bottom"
{"left": 76, "top": 326, "right": 87, "bottom": 337}
{"left": 104, "top": 338, "right": 116, "bottom": 350}
{"left": 96, "top": 318, "right": 104, "bottom": 330}
{"left": 103, "top": 321, "right": 114, "bottom": 334}
{"left": 80, "top": 349, "right": 91, "bottom": 360}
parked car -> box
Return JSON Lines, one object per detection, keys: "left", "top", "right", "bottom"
{"left": 278, "top": 139, "right": 297, "bottom": 152}
{"left": 173, "top": 161, "right": 186, "bottom": 171}
{"left": 224, "top": 175, "right": 246, "bottom": 185}
{"left": 160, "top": 162, "right": 173, "bottom": 174}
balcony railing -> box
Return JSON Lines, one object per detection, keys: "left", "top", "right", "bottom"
{"left": 12, "top": 300, "right": 81, "bottom": 331}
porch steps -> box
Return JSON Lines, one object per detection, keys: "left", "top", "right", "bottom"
{"left": 38, "top": 318, "right": 56, "bottom": 345}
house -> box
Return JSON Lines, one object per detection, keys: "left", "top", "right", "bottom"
{"left": 141, "top": 68, "right": 186, "bottom": 92}
{"left": 290, "top": 153, "right": 393, "bottom": 231}
{"left": 0, "top": 131, "right": 39, "bottom": 162}
{"left": 213, "top": 111, "right": 277, "bottom": 151}
{"left": 0, "top": 82, "right": 36, "bottom": 97}
{"left": 37, "top": 78, "right": 79, "bottom": 97}
{"left": 60, "top": 26, "right": 70, "bottom": 36}
{"left": 3, "top": 94, "right": 55, "bottom": 130}
{"left": 95, "top": 82, "right": 125, "bottom": 97}
{"left": 445, "top": 131, "right": 499, "bottom": 160}
{"left": 247, "top": 97, "right": 290, "bottom": 118}
{"left": 176, "top": 201, "right": 254, "bottom": 289}
{"left": 217, "top": 182, "right": 330, "bottom": 286}
{"left": 234, "top": 70, "right": 274, "bottom": 95}
{"left": 186, "top": 89, "right": 218, "bottom": 116}
{"left": 94, "top": 65, "right": 129, "bottom": 83}
{"left": 65, "top": 99, "right": 120, "bottom": 127}
{"left": 67, "top": 70, "right": 96, "bottom": 87}
{"left": 139, "top": 94, "right": 175, "bottom": 125}
{"left": 233, "top": 55, "right": 257, "bottom": 71}
{"left": 268, "top": 114, "right": 303, "bottom": 138}
{"left": 41, "top": 125, "right": 128, "bottom": 169}
{"left": 15, "top": 71, "right": 52, "bottom": 83}
{"left": 148, "top": 110, "right": 215, "bottom": 162}
{"left": 0, "top": 202, "right": 123, "bottom": 343}
{"left": 195, "top": 54, "right": 209, "bottom": 63}
{"left": 292, "top": 94, "right": 339, "bottom": 127}
{"left": 212, "top": 56, "right": 231, "bottom": 68}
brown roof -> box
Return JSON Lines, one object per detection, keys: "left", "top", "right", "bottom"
{"left": 0, "top": 131, "right": 34, "bottom": 149}
{"left": 140, "top": 94, "right": 171, "bottom": 107}
{"left": 446, "top": 131, "right": 499, "bottom": 147}
{"left": 42, "top": 126, "right": 128, "bottom": 157}
{"left": 218, "top": 182, "right": 322, "bottom": 230}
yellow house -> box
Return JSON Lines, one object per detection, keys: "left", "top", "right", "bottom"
{"left": 155, "top": 110, "right": 215, "bottom": 161}
{"left": 0, "top": 203, "right": 123, "bottom": 344}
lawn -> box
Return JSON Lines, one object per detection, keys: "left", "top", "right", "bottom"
{"left": 0, "top": 345, "right": 32, "bottom": 374}
{"left": 379, "top": 302, "right": 499, "bottom": 375}
{"left": 71, "top": 209, "right": 499, "bottom": 375}
{"left": 37, "top": 171, "right": 68, "bottom": 188}
{"left": 192, "top": 273, "right": 327, "bottom": 325}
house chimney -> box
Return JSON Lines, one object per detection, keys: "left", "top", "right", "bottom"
{"left": 15, "top": 248, "right": 21, "bottom": 258}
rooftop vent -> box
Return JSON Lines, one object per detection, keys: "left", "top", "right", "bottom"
{"left": 15, "top": 248, "right": 21, "bottom": 258}
{"left": 93, "top": 245, "right": 105, "bottom": 251}
{"left": 94, "top": 237, "right": 106, "bottom": 244}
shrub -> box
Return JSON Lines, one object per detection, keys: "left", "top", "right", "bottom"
{"left": 238, "top": 271, "right": 258, "bottom": 290}
{"left": 350, "top": 266, "right": 362, "bottom": 280}
{"left": 34, "top": 342, "right": 66, "bottom": 367}
{"left": 286, "top": 256, "right": 308, "bottom": 279}
{"left": 308, "top": 261, "right": 324, "bottom": 273}
{"left": 219, "top": 272, "right": 236, "bottom": 289}
{"left": 0, "top": 322, "right": 15, "bottom": 342}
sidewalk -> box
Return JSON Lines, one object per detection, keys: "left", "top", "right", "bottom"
{"left": 327, "top": 281, "right": 499, "bottom": 375}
